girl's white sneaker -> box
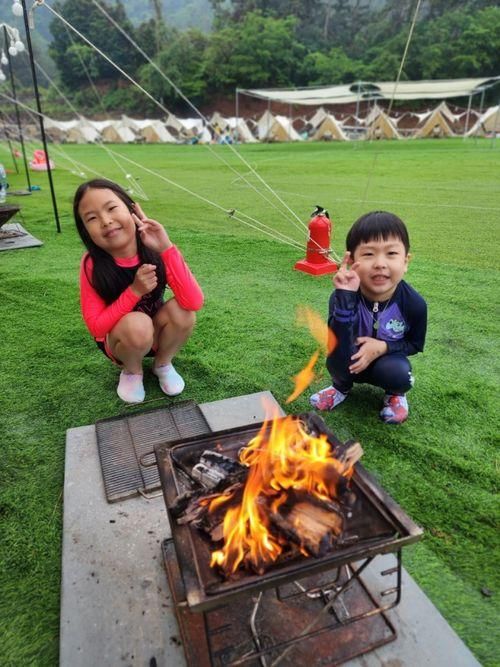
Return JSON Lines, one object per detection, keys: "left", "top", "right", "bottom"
{"left": 153, "top": 363, "right": 185, "bottom": 396}
{"left": 117, "top": 371, "right": 145, "bottom": 403}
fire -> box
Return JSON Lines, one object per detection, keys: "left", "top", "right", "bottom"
{"left": 286, "top": 306, "right": 337, "bottom": 403}
{"left": 209, "top": 406, "right": 352, "bottom": 575}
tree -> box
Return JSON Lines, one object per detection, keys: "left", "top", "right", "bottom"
{"left": 408, "top": 7, "right": 500, "bottom": 79}
{"left": 203, "top": 11, "right": 306, "bottom": 93}
{"left": 49, "top": 0, "right": 142, "bottom": 89}
{"left": 298, "top": 47, "right": 365, "bottom": 86}
{"left": 139, "top": 29, "right": 209, "bottom": 109}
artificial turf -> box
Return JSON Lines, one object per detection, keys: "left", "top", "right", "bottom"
{"left": 0, "top": 138, "right": 498, "bottom": 665}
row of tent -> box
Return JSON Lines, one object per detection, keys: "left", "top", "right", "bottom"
{"left": 2, "top": 102, "right": 499, "bottom": 145}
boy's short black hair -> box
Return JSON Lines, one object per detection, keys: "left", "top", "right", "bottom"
{"left": 346, "top": 211, "right": 410, "bottom": 255}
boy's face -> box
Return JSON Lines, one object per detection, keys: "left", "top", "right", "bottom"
{"left": 351, "top": 235, "right": 409, "bottom": 302}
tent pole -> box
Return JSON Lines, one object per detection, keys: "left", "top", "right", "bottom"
{"left": 20, "top": 0, "right": 61, "bottom": 232}
{"left": 354, "top": 84, "right": 361, "bottom": 141}
{"left": 235, "top": 87, "right": 239, "bottom": 143}
{"left": 267, "top": 98, "right": 271, "bottom": 141}
{"left": 463, "top": 93, "right": 473, "bottom": 140}
{"left": 473, "top": 88, "right": 486, "bottom": 144}
{"left": 490, "top": 100, "right": 500, "bottom": 149}
{"left": 3, "top": 25, "right": 31, "bottom": 190}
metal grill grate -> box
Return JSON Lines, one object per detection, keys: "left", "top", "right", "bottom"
{"left": 96, "top": 400, "right": 211, "bottom": 503}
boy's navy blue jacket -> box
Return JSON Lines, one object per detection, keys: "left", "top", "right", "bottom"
{"left": 328, "top": 280, "right": 427, "bottom": 357}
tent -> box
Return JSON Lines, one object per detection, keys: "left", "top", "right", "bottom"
{"left": 365, "top": 108, "right": 401, "bottom": 140}
{"left": 308, "top": 107, "right": 328, "bottom": 129}
{"left": 225, "top": 117, "right": 257, "bottom": 143}
{"left": 414, "top": 108, "right": 454, "bottom": 138}
{"left": 44, "top": 117, "right": 75, "bottom": 142}
{"left": 256, "top": 112, "right": 301, "bottom": 142}
{"left": 256, "top": 110, "right": 276, "bottom": 141}
{"left": 90, "top": 120, "right": 137, "bottom": 143}
{"left": 44, "top": 117, "right": 101, "bottom": 143}
{"left": 265, "top": 115, "right": 301, "bottom": 142}
{"left": 466, "top": 106, "right": 500, "bottom": 137}
{"left": 165, "top": 112, "right": 184, "bottom": 136}
{"left": 122, "top": 117, "right": 177, "bottom": 143}
{"left": 310, "top": 114, "right": 348, "bottom": 141}
{"left": 175, "top": 118, "right": 212, "bottom": 143}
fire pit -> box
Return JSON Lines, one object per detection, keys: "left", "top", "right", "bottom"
{"left": 155, "top": 414, "right": 423, "bottom": 666}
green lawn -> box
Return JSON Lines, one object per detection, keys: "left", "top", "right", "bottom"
{"left": 0, "top": 138, "right": 499, "bottom": 665}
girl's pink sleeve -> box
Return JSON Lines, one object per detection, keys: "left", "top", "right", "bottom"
{"left": 162, "top": 245, "right": 204, "bottom": 311}
{"left": 79, "top": 255, "right": 140, "bottom": 339}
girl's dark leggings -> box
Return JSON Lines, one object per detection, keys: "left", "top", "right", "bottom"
{"left": 327, "top": 350, "right": 413, "bottom": 395}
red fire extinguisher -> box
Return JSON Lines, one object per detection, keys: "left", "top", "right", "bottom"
{"left": 294, "top": 206, "right": 338, "bottom": 275}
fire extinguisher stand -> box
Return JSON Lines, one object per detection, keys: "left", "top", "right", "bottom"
{"left": 294, "top": 207, "right": 338, "bottom": 275}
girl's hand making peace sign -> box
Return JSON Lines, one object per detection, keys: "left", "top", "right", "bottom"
{"left": 334, "top": 252, "right": 360, "bottom": 291}
{"left": 131, "top": 202, "right": 173, "bottom": 254}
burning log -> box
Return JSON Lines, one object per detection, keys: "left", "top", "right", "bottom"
{"left": 271, "top": 502, "right": 343, "bottom": 557}
{"left": 270, "top": 490, "right": 344, "bottom": 557}
{"left": 172, "top": 413, "right": 364, "bottom": 577}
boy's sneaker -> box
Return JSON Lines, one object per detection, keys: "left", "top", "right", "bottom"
{"left": 310, "top": 385, "right": 348, "bottom": 411}
{"left": 117, "top": 371, "right": 145, "bottom": 403}
{"left": 153, "top": 363, "right": 185, "bottom": 396}
{"left": 380, "top": 394, "right": 408, "bottom": 424}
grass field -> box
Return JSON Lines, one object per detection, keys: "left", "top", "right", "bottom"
{"left": 0, "top": 138, "right": 499, "bottom": 665}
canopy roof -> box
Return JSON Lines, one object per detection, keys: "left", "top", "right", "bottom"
{"left": 240, "top": 77, "right": 500, "bottom": 105}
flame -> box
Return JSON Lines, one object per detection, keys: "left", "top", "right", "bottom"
{"left": 296, "top": 305, "right": 337, "bottom": 355}
{"left": 286, "top": 350, "right": 319, "bottom": 404}
{"left": 209, "top": 405, "right": 351, "bottom": 575}
{"left": 286, "top": 306, "right": 337, "bottom": 403}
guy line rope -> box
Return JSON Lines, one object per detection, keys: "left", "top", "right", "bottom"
{"left": 34, "top": 0, "right": 344, "bottom": 261}
{"left": 1, "top": 88, "right": 304, "bottom": 249}
{"left": 360, "top": 0, "right": 423, "bottom": 211}
{"left": 39, "top": 0, "right": 309, "bottom": 238}
{"left": 33, "top": 55, "right": 149, "bottom": 200}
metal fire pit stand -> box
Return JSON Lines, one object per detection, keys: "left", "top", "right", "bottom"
{"left": 162, "top": 540, "right": 401, "bottom": 667}
{"left": 157, "top": 421, "right": 423, "bottom": 667}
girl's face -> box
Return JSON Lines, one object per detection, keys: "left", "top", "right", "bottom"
{"left": 78, "top": 187, "right": 137, "bottom": 257}
{"left": 352, "top": 235, "right": 409, "bottom": 302}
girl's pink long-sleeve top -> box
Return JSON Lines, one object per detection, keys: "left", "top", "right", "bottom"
{"left": 80, "top": 245, "right": 204, "bottom": 341}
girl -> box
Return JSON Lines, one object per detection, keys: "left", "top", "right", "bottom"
{"left": 74, "top": 178, "right": 204, "bottom": 403}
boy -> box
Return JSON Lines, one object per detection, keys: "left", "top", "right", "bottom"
{"left": 310, "top": 211, "right": 427, "bottom": 424}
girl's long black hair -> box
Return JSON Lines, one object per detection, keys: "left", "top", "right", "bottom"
{"left": 73, "top": 179, "right": 166, "bottom": 304}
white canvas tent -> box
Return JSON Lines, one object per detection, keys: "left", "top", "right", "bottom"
{"left": 175, "top": 118, "right": 212, "bottom": 143}
{"left": 308, "top": 107, "right": 328, "bottom": 129}
{"left": 466, "top": 106, "right": 500, "bottom": 136}
{"left": 90, "top": 120, "right": 137, "bottom": 143}
{"left": 44, "top": 117, "right": 101, "bottom": 143}
{"left": 365, "top": 108, "right": 401, "bottom": 140}
{"left": 225, "top": 117, "right": 257, "bottom": 143}
{"left": 122, "top": 117, "right": 177, "bottom": 143}
{"left": 414, "top": 108, "right": 455, "bottom": 138}
{"left": 165, "top": 112, "right": 184, "bottom": 134}
{"left": 310, "top": 114, "right": 348, "bottom": 141}
{"left": 256, "top": 110, "right": 276, "bottom": 140}
{"left": 263, "top": 115, "right": 301, "bottom": 142}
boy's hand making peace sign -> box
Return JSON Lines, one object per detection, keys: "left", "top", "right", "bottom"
{"left": 131, "top": 202, "right": 173, "bottom": 254}
{"left": 334, "top": 252, "right": 360, "bottom": 291}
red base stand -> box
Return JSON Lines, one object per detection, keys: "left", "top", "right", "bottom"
{"left": 294, "top": 259, "right": 338, "bottom": 275}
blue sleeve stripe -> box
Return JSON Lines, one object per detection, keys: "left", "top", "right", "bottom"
{"left": 335, "top": 308, "right": 352, "bottom": 316}
{"left": 334, "top": 315, "right": 353, "bottom": 323}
